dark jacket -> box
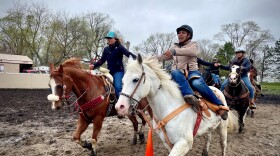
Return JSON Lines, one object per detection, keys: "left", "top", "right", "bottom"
{"left": 220, "top": 57, "right": 251, "bottom": 77}
{"left": 93, "top": 42, "right": 136, "bottom": 75}
{"left": 197, "top": 58, "right": 220, "bottom": 75}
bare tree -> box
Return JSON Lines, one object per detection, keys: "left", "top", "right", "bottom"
{"left": 197, "top": 39, "right": 220, "bottom": 61}
{"left": 133, "top": 32, "right": 176, "bottom": 56}
{"left": 79, "top": 12, "right": 114, "bottom": 61}
{"left": 214, "top": 21, "right": 274, "bottom": 58}
{"left": 45, "top": 11, "right": 84, "bottom": 65}
{"left": 0, "top": 2, "right": 28, "bottom": 55}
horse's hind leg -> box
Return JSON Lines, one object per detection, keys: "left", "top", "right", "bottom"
{"left": 202, "top": 132, "right": 212, "bottom": 156}
{"left": 217, "top": 121, "right": 228, "bottom": 156}
{"left": 127, "top": 114, "right": 138, "bottom": 145}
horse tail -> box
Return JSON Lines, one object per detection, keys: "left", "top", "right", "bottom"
{"left": 227, "top": 110, "right": 239, "bottom": 133}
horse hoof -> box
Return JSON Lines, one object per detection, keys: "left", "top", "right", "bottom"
{"left": 131, "top": 137, "right": 137, "bottom": 145}
{"left": 82, "top": 141, "right": 93, "bottom": 150}
{"left": 138, "top": 132, "right": 145, "bottom": 144}
{"left": 91, "top": 151, "right": 97, "bottom": 156}
{"left": 202, "top": 149, "right": 208, "bottom": 156}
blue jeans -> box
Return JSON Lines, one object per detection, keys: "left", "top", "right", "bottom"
{"left": 113, "top": 72, "right": 124, "bottom": 98}
{"left": 220, "top": 76, "right": 254, "bottom": 99}
{"left": 171, "top": 70, "right": 194, "bottom": 96}
{"left": 211, "top": 73, "right": 221, "bottom": 84}
{"left": 188, "top": 71, "right": 224, "bottom": 105}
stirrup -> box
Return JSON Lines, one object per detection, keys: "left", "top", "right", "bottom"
{"left": 250, "top": 103, "right": 257, "bottom": 109}
{"left": 218, "top": 109, "right": 228, "bottom": 120}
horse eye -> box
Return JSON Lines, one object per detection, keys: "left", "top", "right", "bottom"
{"left": 133, "top": 78, "right": 139, "bottom": 83}
{"left": 56, "top": 85, "right": 63, "bottom": 89}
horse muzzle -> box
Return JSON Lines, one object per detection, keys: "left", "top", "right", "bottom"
{"left": 47, "top": 94, "right": 59, "bottom": 102}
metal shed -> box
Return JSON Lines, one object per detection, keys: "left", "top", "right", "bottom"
{"left": 0, "top": 54, "right": 33, "bottom": 73}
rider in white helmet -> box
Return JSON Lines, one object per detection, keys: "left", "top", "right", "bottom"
{"left": 220, "top": 47, "right": 257, "bottom": 109}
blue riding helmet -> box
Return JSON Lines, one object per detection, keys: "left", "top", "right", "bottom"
{"left": 105, "top": 31, "right": 117, "bottom": 38}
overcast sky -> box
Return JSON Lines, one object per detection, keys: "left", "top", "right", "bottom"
{"left": 1, "top": 0, "right": 279, "bottom": 47}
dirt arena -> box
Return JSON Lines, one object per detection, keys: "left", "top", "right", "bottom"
{"left": 0, "top": 89, "right": 279, "bottom": 156}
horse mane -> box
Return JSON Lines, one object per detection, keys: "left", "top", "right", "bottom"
{"left": 129, "top": 57, "right": 182, "bottom": 98}
{"left": 62, "top": 58, "right": 82, "bottom": 69}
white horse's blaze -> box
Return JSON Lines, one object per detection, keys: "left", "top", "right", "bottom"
{"left": 229, "top": 65, "right": 240, "bottom": 84}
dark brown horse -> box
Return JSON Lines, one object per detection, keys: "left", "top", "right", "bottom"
{"left": 47, "top": 58, "right": 152, "bottom": 156}
{"left": 223, "top": 64, "right": 249, "bottom": 133}
{"left": 203, "top": 69, "right": 221, "bottom": 89}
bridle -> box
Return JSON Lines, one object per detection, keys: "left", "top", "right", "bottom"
{"left": 228, "top": 70, "right": 241, "bottom": 87}
{"left": 49, "top": 70, "right": 91, "bottom": 108}
{"left": 119, "top": 65, "right": 146, "bottom": 113}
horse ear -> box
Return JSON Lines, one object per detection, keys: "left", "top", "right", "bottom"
{"left": 49, "top": 62, "right": 55, "bottom": 72}
{"left": 58, "top": 65, "right": 63, "bottom": 73}
{"left": 137, "top": 53, "right": 143, "bottom": 64}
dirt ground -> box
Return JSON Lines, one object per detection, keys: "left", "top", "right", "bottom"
{"left": 0, "top": 89, "right": 279, "bottom": 156}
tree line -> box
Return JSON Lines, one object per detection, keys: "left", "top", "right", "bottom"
{"left": 0, "top": 2, "right": 279, "bottom": 81}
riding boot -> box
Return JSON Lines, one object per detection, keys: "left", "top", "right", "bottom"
{"left": 218, "top": 109, "right": 228, "bottom": 120}
{"left": 250, "top": 98, "right": 257, "bottom": 109}
{"left": 183, "top": 94, "right": 200, "bottom": 112}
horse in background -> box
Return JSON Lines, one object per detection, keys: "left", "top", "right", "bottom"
{"left": 115, "top": 54, "right": 239, "bottom": 156}
{"left": 47, "top": 58, "right": 152, "bottom": 156}
{"left": 223, "top": 64, "right": 250, "bottom": 132}
{"left": 247, "top": 68, "right": 263, "bottom": 118}
{"left": 203, "top": 68, "right": 221, "bottom": 89}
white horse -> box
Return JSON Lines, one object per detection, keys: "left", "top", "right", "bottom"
{"left": 115, "top": 54, "right": 239, "bottom": 156}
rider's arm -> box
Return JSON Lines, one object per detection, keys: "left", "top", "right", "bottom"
{"left": 92, "top": 48, "right": 107, "bottom": 69}
{"left": 241, "top": 59, "right": 251, "bottom": 72}
{"left": 170, "top": 41, "right": 199, "bottom": 57}
{"left": 197, "top": 57, "right": 214, "bottom": 66}
{"left": 119, "top": 45, "right": 137, "bottom": 59}
{"left": 219, "top": 64, "right": 230, "bottom": 71}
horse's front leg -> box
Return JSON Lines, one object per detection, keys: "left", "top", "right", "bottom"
{"left": 89, "top": 115, "right": 105, "bottom": 156}
{"left": 73, "top": 113, "right": 90, "bottom": 149}
{"left": 169, "top": 137, "right": 193, "bottom": 156}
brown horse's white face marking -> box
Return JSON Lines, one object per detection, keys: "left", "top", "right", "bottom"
{"left": 48, "top": 77, "right": 65, "bottom": 110}
{"left": 48, "top": 77, "right": 64, "bottom": 110}
{"left": 229, "top": 65, "right": 240, "bottom": 85}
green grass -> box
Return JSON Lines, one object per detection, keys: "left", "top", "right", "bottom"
{"left": 261, "top": 82, "right": 280, "bottom": 95}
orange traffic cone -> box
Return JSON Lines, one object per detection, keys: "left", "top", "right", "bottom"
{"left": 145, "top": 128, "right": 154, "bottom": 156}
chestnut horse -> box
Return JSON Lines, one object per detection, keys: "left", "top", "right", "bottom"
{"left": 247, "top": 68, "right": 262, "bottom": 118}
{"left": 47, "top": 58, "right": 152, "bottom": 156}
